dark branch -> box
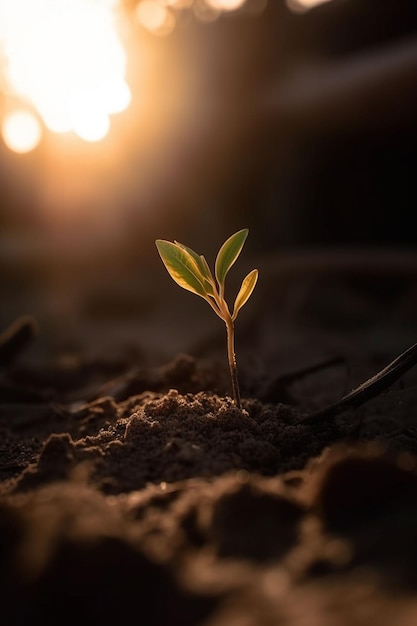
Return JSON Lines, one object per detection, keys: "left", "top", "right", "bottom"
{"left": 298, "top": 341, "right": 417, "bottom": 425}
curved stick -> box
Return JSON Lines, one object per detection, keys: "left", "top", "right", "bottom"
{"left": 298, "top": 341, "right": 417, "bottom": 425}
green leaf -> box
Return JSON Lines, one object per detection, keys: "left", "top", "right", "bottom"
{"left": 198, "top": 255, "right": 214, "bottom": 281}
{"left": 173, "top": 242, "right": 215, "bottom": 296}
{"left": 174, "top": 241, "right": 206, "bottom": 278}
{"left": 215, "top": 229, "right": 248, "bottom": 287}
{"left": 232, "top": 269, "right": 258, "bottom": 320}
{"left": 156, "top": 240, "right": 207, "bottom": 298}
{"left": 199, "top": 255, "right": 216, "bottom": 296}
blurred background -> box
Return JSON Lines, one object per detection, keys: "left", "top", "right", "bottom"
{"left": 1, "top": 0, "right": 417, "bottom": 366}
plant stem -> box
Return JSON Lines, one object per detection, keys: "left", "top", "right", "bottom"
{"left": 225, "top": 318, "right": 241, "bottom": 409}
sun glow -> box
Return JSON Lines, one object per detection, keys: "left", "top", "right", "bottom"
{"left": 287, "top": 0, "right": 334, "bottom": 12}
{"left": 0, "top": 0, "right": 131, "bottom": 144}
{"left": 135, "top": 1, "right": 176, "bottom": 36}
{"left": 1, "top": 110, "right": 42, "bottom": 153}
{"left": 205, "top": 0, "right": 246, "bottom": 12}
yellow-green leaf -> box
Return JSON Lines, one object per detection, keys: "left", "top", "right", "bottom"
{"left": 173, "top": 243, "right": 215, "bottom": 296}
{"left": 198, "top": 255, "right": 213, "bottom": 281}
{"left": 232, "top": 269, "right": 258, "bottom": 320}
{"left": 174, "top": 241, "right": 206, "bottom": 279}
{"left": 215, "top": 229, "right": 248, "bottom": 287}
{"left": 156, "top": 240, "right": 207, "bottom": 298}
{"left": 199, "top": 255, "right": 216, "bottom": 295}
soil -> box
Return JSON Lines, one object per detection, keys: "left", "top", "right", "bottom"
{"left": 2, "top": 248, "right": 417, "bottom": 625}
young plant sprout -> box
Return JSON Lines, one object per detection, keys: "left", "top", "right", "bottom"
{"left": 156, "top": 229, "right": 258, "bottom": 410}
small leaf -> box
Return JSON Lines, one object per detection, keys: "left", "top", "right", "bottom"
{"left": 215, "top": 229, "right": 248, "bottom": 287}
{"left": 174, "top": 241, "right": 207, "bottom": 279}
{"left": 232, "top": 269, "right": 258, "bottom": 320}
{"left": 199, "top": 255, "right": 216, "bottom": 296}
{"left": 199, "top": 255, "right": 214, "bottom": 281}
{"left": 156, "top": 240, "right": 207, "bottom": 298}
{"left": 174, "top": 242, "right": 215, "bottom": 296}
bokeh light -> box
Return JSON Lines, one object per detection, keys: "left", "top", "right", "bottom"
{"left": 97, "top": 76, "right": 132, "bottom": 114}
{"left": 287, "top": 0, "right": 334, "bottom": 12}
{"left": 1, "top": 109, "right": 42, "bottom": 153}
{"left": 164, "top": 0, "right": 193, "bottom": 9}
{"left": 135, "top": 1, "right": 176, "bottom": 36}
{"left": 205, "top": 0, "right": 246, "bottom": 12}
{"left": 0, "top": 0, "right": 269, "bottom": 152}
{"left": 193, "top": 0, "right": 221, "bottom": 22}
{"left": 0, "top": 0, "right": 271, "bottom": 228}
{"left": 0, "top": 0, "right": 131, "bottom": 143}
{"left": 68, "top": 89, "right": 111, "bottom": 142}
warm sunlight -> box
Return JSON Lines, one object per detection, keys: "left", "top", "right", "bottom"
{"left": 0, "top": 0, "right": 131, "bottom": 143}
{"left": 1, "top": 110, "right": 42, "bottom": 153}
{"left": 205, "top": 0, "right": 246, "bottom": 12}
{"left": 135, "top": 1, "right": 176, "bottom": 36}
{"left": 287, "top": 0, "right": 334, "bottom": 12}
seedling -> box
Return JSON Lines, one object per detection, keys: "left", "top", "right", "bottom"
{"left": 156, "top": 229, "right": 258, "bottom": 409}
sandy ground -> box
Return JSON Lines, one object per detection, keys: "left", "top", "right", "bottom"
{"left": 2, "top": 247, "right": 417, "bottom": 625}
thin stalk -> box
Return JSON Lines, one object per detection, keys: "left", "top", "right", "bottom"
{"left": 298, "top": 340, "right": 417, "bottom": 425}
{"left": 225, "top": 317, "right": 241, "bottom": 409}
{"left": 205, "top": 296, "right": 223, "bottom": 318}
